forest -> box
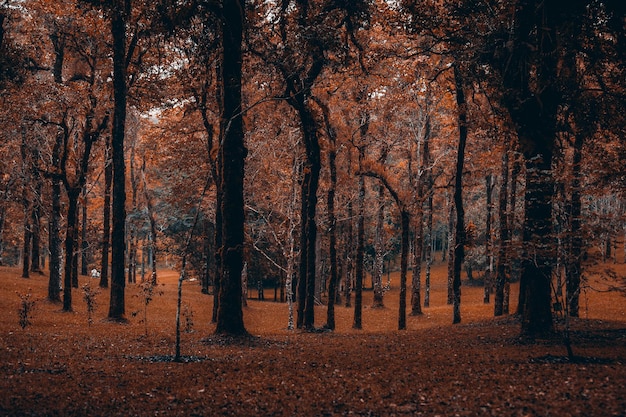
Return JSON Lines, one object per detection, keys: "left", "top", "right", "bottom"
{"left": 0, "top": 0, "right": 625, "bottom": 415}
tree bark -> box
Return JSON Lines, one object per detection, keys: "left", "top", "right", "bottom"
{"left": 565, "top": 132, "right": 583, "bottom": 317}
{"left": 353, "top": 159, "right": 365, "bottom": 329}
{"left": 215, "top": 0, "right": 247, "bottom": 336}
{"left": 501, "top": 0, "right": 561, "bottom": 337}
{"left": 494, "top": 143, "right": 510, "bottom": 316}
{"left": 452, "top": 64, "right": 467, "bottom": 324}
{"left": 484, "top": 174, "right": 494, "bottom": 303}
{"left": 108, "top": 0, "right": 128, "bottom": 321}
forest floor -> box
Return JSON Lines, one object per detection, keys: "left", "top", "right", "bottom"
{"left": 0, "top": 260, "right": 625, "bottom": 416}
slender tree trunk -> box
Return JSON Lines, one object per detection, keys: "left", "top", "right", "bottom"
{"left": 21, "top": 212, "right": 31, "bottom": 279}
{"left": 100, "top": 140, "right": 112, "bottom": 288}
{"left": 398, "top": 210, "right": 410, "bottom": 330}
{"left": 424, "top": 193, "right": 433, "bottom": 308}
{"left": 62, "top": 189, "right": 80, "bottom": 311}
{"left": 353, "top": 152, "right": 365, "bottom": 329}
{"left": 108, "top": 1, "right": 128, "bottom": 321}
{"left": 446, "top": 192, "right": 455, "bottom": 304}
{"left": 215, "top": 0, "right": 247, "bottom": 336}
{"left": 325, "top": 140, "right": 339, "bottom": 329}
{"left": 452, "top": 65, "right": 467, "bottom": 324}
{"left": 344, "top": 200, "right": 353, "bottom": 308}
{"left": 484, "top": 174, "right": 494, "bottom": 303}
{"left": 410, "top": 204, "right": 423, "bottom": 315}
{"left": 495, "top": 144, "right": 510, "bottom": 316}
{"left": 565, "top": 132, "right": 583, "bottom": 317}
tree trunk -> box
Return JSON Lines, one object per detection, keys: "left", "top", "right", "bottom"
{"left": 398, "top": 210, "right": 410, "bottom": 330}
{"left": 215, "top": 0, "right": 247, "bottom": 336}
{"left": 506, "top": 2, "right": 561, "bottom": 337}
{"left": 108, "top": 1, "right": 128, "bottom": 321}
{"left": 424, "top": 193, "right": 433, "bottom": 308}
{"left": 410, "top": 204, "right": 423, "bottom": 315}
{"left": 452, "top": 64, "right": 467, "bottom": 324}
{"left": 353, "top": 152, "right": 365, "bottom": 329}
{"left": 484, "top": 174, "right": 494, "bottom": 303}
{"left": 494, "top": 143, "right": 510, "bottom": 316}
{"left": 325, "top": 139, "right": 339, "bottom": 329}
{"left": 62, "top": 189, "right": 80, "bottom": 311}
{"left": 446, "top": 192, "right": 455, "bottom": 304}
{"left": 565, "top": 132, "right": 583, "bottom": 317}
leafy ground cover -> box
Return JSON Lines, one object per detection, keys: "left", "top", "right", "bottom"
{"left": 1, "top": 262, "right": 624, "bottom": 416}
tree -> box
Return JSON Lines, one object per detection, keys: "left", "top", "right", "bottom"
{"left": 215, "top": 0, "right": 247, "bottom": 336}
{"left": 106, "top": 0, "right": 130, "bottom": 320}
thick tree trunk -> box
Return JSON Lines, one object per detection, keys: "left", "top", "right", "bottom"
{"left": 108, "top": 1, "right": 128, "bottom": 321}
{"left": 500, "top": 0, "right": 566, "bottom": 337}
{"left": 215, "top": 0, "right": 247, "bottom": 336}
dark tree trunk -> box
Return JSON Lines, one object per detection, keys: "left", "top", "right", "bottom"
{"left": 100, "top": 140, "right": 112, "bottom": 288}
{"left": 63, "top": 189, "right": 80, "bottom": 311}
{"left": 353, "top": 166, "right": 365, "bottom": 329}
{"left": 452, "top": 64, "right": 467, "bottom": 324}
{"left": 212, "top": 184, "right": 222, "bottom": 323}
{"left": 501, "top": 0, "right": 562, "bottom": 337}
{"left": 565, "top": 132, "right": 583, "bottom": 317}
{"left": 108, "top": 1, "right": 128, "bottom": 321}
{"left": 21, "top": 212, "right": 31, "bottom": 279}
{"left": 344, "top": 200, "right": 353, "bottom": 308}
{"left": 410, "top": 204, "right": 423, "bottom": 315}
{"left": 494, "top": 143, "right": 510, "bottom": 316}
{"left": 325, "top": 120, "right": 339, "bottom": 330}
{"left": 215, "top": 0, "right": 247, "bottom": 336}
{"left": 446, "top": 194, "right": 455, "bottom": 304}
{"left": 398, "top": 210, "right": 410, "bottom": 330}
{"left": 484, "top": 174, "right": 494, "bottom": 303}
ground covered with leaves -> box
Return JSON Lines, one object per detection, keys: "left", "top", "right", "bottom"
{"left": 1, "top": 263, "right": 625, "bottom": 416}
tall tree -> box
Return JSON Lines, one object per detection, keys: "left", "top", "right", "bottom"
{"left": 107, "top": 0, "right": 129, "bottom": 320}
{"left": 215, "top": 0, "right": 247, "bottom": 336}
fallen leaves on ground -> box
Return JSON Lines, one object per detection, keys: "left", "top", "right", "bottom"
{"left": 1, "top": 264, "right": 624, "bottom": 416}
